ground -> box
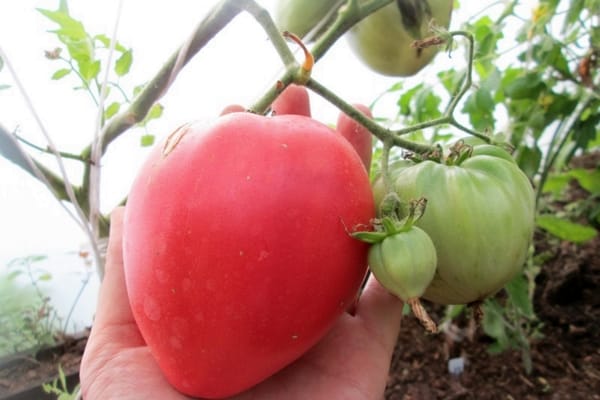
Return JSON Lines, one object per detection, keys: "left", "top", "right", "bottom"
{"left": 0, "top": 155, "right": 598, "bottom": 399}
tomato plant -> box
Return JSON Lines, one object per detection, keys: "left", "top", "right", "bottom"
{"left": 336, "top": 104, "right": 373, "bottom": 171}
{"left": 122, "top": 90, "right": 374, "bottom": 398}
{"left": 346, "top": 0, "right": 453, "bottom": 76}
{"left": 373, "top": 142, "right": 536, "bottom": 305}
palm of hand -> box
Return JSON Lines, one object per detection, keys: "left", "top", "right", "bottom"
{"left": 80, "top": 208, "right": 402, "bottom": 400}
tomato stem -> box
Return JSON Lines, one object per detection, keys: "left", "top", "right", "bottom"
{"left": 408, "top": 298, "right": 437, "bottom": 334}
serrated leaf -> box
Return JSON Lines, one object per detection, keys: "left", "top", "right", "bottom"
{"left": 537, "top": 214, "right": 598, "bottom": 243}
{"left": 80, "top": 59, "right": 100, "bottom": 82}
{"left": 115, "top": 49, "right": 132, "bottom": 76}
{"left": 51, "top": 68, "right": 71, "bottom": 80}
{"left": 140, "top": 134, "right": 155, "bottom": 147}
{"left": 37, "top": 8, "right": 87, "bottom": 41}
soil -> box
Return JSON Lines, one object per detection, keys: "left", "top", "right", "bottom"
{"left": 0, "top": 154, "right": 598, "bottom": 399}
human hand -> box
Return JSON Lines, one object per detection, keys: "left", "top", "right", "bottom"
{"left": 80, "top": 206, "right": 402, "bottom": 400}
{"left": 81, "top": 88, "right": 403, "bottom": 399}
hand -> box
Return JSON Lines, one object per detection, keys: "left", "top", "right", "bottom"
{"left": 80, "top": 207, "right": 403, "bottom": 399}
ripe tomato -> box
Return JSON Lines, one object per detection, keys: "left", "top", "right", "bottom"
{"left": 373, "top": 144, "right": 535, "bottom": 304}
{"left": 346, "top": 0, "right": 453, "bottom": 76}
{"left": 123, "top": 109, "right": 374, "bottom": 398}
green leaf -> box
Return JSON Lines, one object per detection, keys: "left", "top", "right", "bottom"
{"left": 568, "top": 169, "right": 600, "bottom": 195}
{"left": 536, "top": 214, "right": 598, "bottom": 243}
{"left": 542, "top": 173, "right": 570, "bottom": 196}
{"left": 104, "top": 102, "right": 120, "bottom": 120}
{"left": 37, "top": 8, "right": 88, "bottom": 42}
{"left": 515, "top": 145, "right": 542, "bottom": 180}
{"left": 80, "top": 59, "right": 100, "bottom": 82}
{"left": 462, "top": 87, "right": 495, "bottom": 131}
{"left": 51, "top": 68, "right": 71, "bottom": 80}
{"left": 505, "top": 274, "right": 534, "bottom": 317}
{"left": 140, "top": 134, "right": 155, "bottom": 147}
{"left": 94, "top": 34, "right": 127, "bottom": 52}
{"left": 141, "top": 103, "right": 164, "bottom": 125}
{"left": 482, "top": 298, "right": 508, "bottom": 350}
{"left": 115, "top": 49, "right": 132, "bottom": 77}
{"left": 397, "top": 85, "right": 421, "bottom": 116}
{"left": 504, "top": 73, "right": 546, "bottom": 100}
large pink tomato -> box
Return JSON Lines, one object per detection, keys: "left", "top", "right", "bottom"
{"left": 123, "top": 110, "right": 374, "bottom": 398}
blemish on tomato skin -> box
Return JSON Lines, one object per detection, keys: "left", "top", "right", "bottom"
{"left": 143, "top": 296, "right": 162, "bottom": 321}
{"left": 162, "top": 122, "right": 191, "bottom": 157}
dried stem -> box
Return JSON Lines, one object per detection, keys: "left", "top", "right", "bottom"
{"left": 408, "top": 297, "right": 438, "bottom": 334}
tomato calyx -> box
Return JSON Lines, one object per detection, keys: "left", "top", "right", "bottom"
{"left": 352, "top": 196, "right": 427, "bottom": 244}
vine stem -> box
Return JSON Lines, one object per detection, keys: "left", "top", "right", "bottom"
{"left": 306, "top": 78, "right": 433, "bottom": 154}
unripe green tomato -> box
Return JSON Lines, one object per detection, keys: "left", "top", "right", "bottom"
{"left": 369, "top": 227, "right": 437, "bottom": 301}
{"left": 346, "top": 0, "right": 453, "bottom": 76}
{"left": 373, "top": 145, "right": 536, "bottom": 305}
{"left": 274, "top": 0, "right": 341, "bottom": 39}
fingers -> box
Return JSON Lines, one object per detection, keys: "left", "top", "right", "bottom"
{"left": 220, "top": 104, "right": 245, "bottom": 115}
{"left": 92, "top": 206, "right": 136, "bottom": 330}
{"left": 355, "top": 274, "right": 403, "bottom": 354}
{"left": 336, "top": 104, "right": 373, "bottom": 171}
{"left": 271, "top": 84, "right": 311, "bottom": 117}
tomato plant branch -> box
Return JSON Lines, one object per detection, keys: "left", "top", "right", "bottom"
{"left": 250, "top": 0, "right": 395, "bottom": 114}
{"left": 15, "top": 134, "right": 87, "bottom": 163}
{"left": 80, "top": 0, "right": 248, "bottom": 162}
{"left": 306, "top": 78, "right": 433, "bottom": 154}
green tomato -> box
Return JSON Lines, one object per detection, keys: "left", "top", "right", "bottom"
{"left": 346, "top": 0, "right": 453, "bottom": 76}
{"left": 373, "top": 145, "right": 536, "bottom": 305}
{"left": 368, "top": 226, "right": 437, "bottom": 301}
{"left": 273, "top": 0, "right": 342, "bottom": 39}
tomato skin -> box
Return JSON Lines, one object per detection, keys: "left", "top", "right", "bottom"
{"left": 336, "top": 104, "right": 373, "bottom": 171}
{"left": 346, "top": 0, "right": 453, "bottom": 76}
{"left": 368, "top": 227, "right": 437, "bottom": 300}
{"left": 123, "top": 113, "right": 374, "bottom": 398}
{"left": 373, "top": 146, "right": 535, "bottom": 305}
{"left": 274, "top": 0, "right": 340, "bottom": 39}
